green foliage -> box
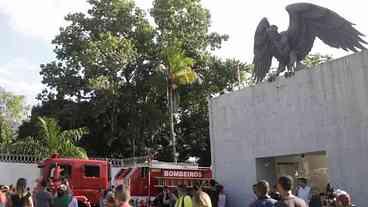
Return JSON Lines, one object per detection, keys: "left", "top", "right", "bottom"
{"left": 151, "top": 0, "right": 227, "bottom": 53}
{"left": 302, "top": 54, "right": 333, "bottom": 68}
{"left": 0, "top": 115, "right": 14, "bottom": 145}
{"left": 13, "top": 117, "right": 87, "bottom": 158}
{"left": 38, "top": 117, "right": 88, "bottom": 158}
{"left": 3, "top": 116, "right": 87, "bottom": 158}
{"left": 0, "top": 137, "right": 47, "bottom": 157}
{"left": 162, "top": 40, "right": 197, "bottom": 86}
{"left": 0, "top": 89, "right": 28, "bottom": 123}
{"left": 0, "top": 88, "right": 29, "bottom": 146}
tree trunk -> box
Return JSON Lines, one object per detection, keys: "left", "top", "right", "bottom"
{"left": 168, "top": 86, "right": 177, "bottom": 163}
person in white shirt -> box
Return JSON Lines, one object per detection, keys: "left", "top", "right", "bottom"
{"left": 217, "top": 185, "right": 226, "bottom": 207}
{"left": 296, "top": 178, "right": 311, "bottom": 204}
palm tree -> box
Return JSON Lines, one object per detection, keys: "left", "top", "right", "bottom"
{"left": 37, "top": 117, "right": 88, "bottom": 159}
{"left": 3, "top": 117, "right": 88, "bottom": 159}
{"left": 161, "top": 41, "right": 197, "bottom": 162}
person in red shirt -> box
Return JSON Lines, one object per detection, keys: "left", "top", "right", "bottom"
{"left": 115, "top": 185, "right": 131, "bottom": 207}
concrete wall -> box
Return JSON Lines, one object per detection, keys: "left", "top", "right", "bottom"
{"left": 0, "top": 162, "right": 39, "bottom": 189}
{"left": 209, "top": 51, "right": 368, "bottom": 207}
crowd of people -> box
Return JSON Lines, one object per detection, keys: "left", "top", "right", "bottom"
{"left": 0, "top": 178, "right": 131, "bottom": 207}
{"left": 0, "top": 178, "right": 34, "bottom": 207}
{"left": 151, "top": 180, "right": 225, "bottom": 207}
{"left": 0, "top": 177, "right": 78, "bottom": 207}
{"left": 250, "top": 176, "right": 355, "bottom": 207}
{"left": 1, "top": 176, "right": 355, "bottom": 207}
{"left": 0, "top": 176, "right": 224, "bottom": 207}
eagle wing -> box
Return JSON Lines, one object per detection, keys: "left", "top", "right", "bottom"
{"left": 286, "top": 3, "right": 366, "bottom": 61}
{"left": 253, "top": 18, "right": 273, "bottom": 83}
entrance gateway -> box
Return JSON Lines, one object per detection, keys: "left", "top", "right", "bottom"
{"left": 256, "top": 151, "right": 329, "bottom": 193}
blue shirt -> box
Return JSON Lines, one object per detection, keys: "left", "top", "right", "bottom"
{"left": 250, "top": 196, "right": 277, "bottom": 207}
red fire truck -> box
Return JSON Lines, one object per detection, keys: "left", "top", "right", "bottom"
{"left": 37, "top": 154, "right": 212, "bottom": 207}
{"left": 113, "top": 160, "right": 213, "bottom": 206}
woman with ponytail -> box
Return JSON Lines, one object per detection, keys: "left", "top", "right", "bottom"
{"left": 8, "top": 178, "right": 33, "bottom": 207}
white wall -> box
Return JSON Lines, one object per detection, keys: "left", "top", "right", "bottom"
{"left": 0, "top": 162, "right": 39, "bottom": 189}
{"left": 209, "top": 51, "right": 368, "bottom": 207}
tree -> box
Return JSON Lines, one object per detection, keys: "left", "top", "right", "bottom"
{"left": 0, "top": 115, "right": 14, "bottom": 145}
{"left": 151, "top": 0, "right": 228, "bottom": 163}
{"left": 8, "top": 117, "right": 87, "bottom": 158}
{"left": 0, "top": 88, "right": 29, "bottom": 146}
{"left": 159, "top": 40, "right": 197, "bottom": 162}
{"left": 37, "top": 117, "right": 88, "bottom": 158}
{"left": 36, "top": 0, "right": 164, "bottom": 158}
{"left": 0, "top": 88, "right": 28, "bottom": 123}
{"left": 20, "top": 0, "right": 246, "bottom": 165}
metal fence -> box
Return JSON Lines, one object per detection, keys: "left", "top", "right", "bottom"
{"left": 0, "top": 153, "right": 148, "bottom": 167}
{"left": 0, "top": 153, "right": 42, "bottom": 164}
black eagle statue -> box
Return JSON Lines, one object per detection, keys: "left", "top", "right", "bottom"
{"left": 253, "top": 3, "right": 367, "bottom": 83}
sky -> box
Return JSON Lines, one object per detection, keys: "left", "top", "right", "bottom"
{"left": 0, "top": 0, "right": 367, "bottom": 105}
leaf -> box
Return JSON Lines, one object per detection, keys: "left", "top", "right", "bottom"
{"left": 60, "top": 127, "right": 89, "bottom": 143}
{"left": 163, "top": 40, "right": 197, "bottom": 86}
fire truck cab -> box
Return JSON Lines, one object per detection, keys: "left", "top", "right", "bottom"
{"left": 38, "top": 154, "right": 111, "bottom": 207}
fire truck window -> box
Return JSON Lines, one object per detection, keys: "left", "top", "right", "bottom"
{"left": 141, "top": 167, "right": 149, "bottom": 177}
{"left": 85, "top": 165, "right": 100, "bottom": 177}
{"left": 157, "top": 179, "right": 163, "bottom": 186}
{"left": 60, "top": 165, "right": 72, "bottom": 178}
{"left": 187, "top": 180, "right": 192, "bottom": 187}
{"left": 108, "top": 163, "right": 111, "bottom": 182}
